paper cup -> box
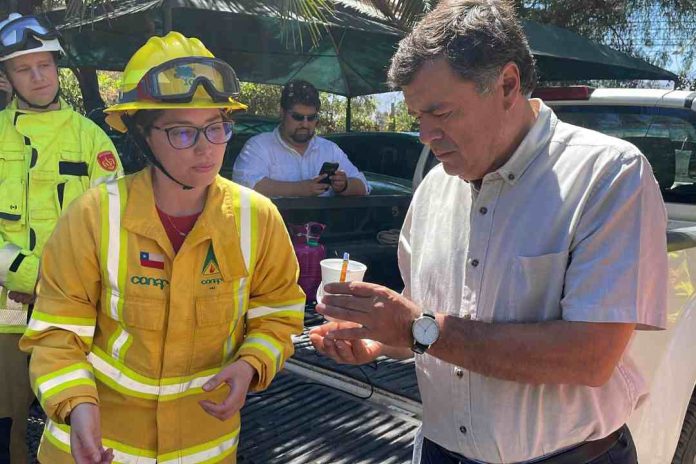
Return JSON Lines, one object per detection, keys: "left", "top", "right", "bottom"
{"left": 316, "top": 258, "right": 367, "bottom": 313}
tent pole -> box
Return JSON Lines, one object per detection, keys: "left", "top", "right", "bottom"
{"left": 163, "top": 4, "right": 173, "bottom": 33}
{"left": 346, "top": 97, "right": 352, "bottom": 132}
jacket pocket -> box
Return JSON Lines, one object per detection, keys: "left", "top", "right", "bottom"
{"left": 120, "top": 296, "right": 166, "bottom": 375}
{"left": 0, "top": 143, "right": 25, "bottom": 178}
{"left": 0, "top": 146, "right": 25, "bottom": 228}
{"left": 122, "top": 296, "right": 166, "bottom": 331}
{"left": 0, "top": 177, "right": 25, "bottom": 225}
{"left": 507, "top": 251, "right": 569, "bottom": 322}
{"left": 191, "top": 293, "right": 239, "bottom": 371}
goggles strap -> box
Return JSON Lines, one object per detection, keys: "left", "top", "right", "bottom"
{"left": 122, "top": 114, "right": 194, "bottom": 191}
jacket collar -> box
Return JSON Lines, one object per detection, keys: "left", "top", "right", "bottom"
{"left": 122, "top": 169, "right": 247, "bottom": 281}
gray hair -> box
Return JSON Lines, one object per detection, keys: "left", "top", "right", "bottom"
{"left": 388, "top": 0, "right": 537, "bottom": 95}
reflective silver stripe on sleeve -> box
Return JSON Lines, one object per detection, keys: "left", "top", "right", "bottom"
{"left": 0, "top": 243, "right": 22, "bottom": 285}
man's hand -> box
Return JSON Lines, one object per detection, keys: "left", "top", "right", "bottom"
{"left": 330, "top": 170, "right": 348, "bottom": 194}
{"left": 316, "top": 282, "right": 421, "bottom": 348}
{"left": 199, "top": 359, "right": 256, "bottom": 421}
{"left": 0, "top": 73, "right": 11, "bottom": 107}
{"left": 300, "top": 175, "right": 330, "bottom": 196}
{"left": 309, "top": 321, "right": 384, "bottom": 365}
{"left": 69, "top": 403, "right": 113, "bottom": 464}
{"left": 8, "top": 291, "right": 35, "bottom": 305}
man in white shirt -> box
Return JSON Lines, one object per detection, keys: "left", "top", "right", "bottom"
{"left": 233, "top": 79, "right": 369, "bottom": 197}
{"left": 308, "top": 1, "right": 667, "bottom": 464}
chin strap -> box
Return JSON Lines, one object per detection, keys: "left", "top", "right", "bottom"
{"left": 14, "top": 87, "right": 60, "bottom": 110}
{"left": 122, "top": 114, "right": 193, "bottom": 190}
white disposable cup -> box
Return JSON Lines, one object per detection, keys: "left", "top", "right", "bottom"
{"left": 320, "top": 258, "right": 367, "bottom": 285}
{"left": 316, "top": 259, "right": 367, "bottom": 318}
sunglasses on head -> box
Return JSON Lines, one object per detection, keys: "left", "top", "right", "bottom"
{"left": 290, "top": 111, "right": 319, "bottom": 122}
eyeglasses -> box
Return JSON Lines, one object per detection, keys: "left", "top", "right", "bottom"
{"left": 152, "top": 121, "right": 233, "bottom": 150}
{"left": 289, "top": 111, "right": 319, "bottom": 122}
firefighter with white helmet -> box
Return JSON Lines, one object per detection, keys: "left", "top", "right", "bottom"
{"left": 0, "top": 13, "right": 122, "bottom": 463}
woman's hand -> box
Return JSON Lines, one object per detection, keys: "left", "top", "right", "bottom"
{"left": 69, "top": 403, "right": 113, "bottom": 464}
{"left": 199, "top": 359, "right": 256, "bottom": 421}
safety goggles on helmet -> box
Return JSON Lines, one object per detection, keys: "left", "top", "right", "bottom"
{"left": 120, "top": 56, "right": 241, "bottom": 105}
{"left": 0, "top": 15, "right": 59, "bottom": 56}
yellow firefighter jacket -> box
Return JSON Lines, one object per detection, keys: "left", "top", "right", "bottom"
{"left": 0, "top": 98, "right": 122, "bottom": 332}
{"left": 20, "top": 169, "right": 306, "bottom": 463}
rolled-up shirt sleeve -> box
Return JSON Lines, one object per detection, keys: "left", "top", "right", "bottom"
{"left": 232, "top": 136, "right": 271, "bottom": 189}
{"left": 561, "top": 150, "right": 668, "bottom": 330}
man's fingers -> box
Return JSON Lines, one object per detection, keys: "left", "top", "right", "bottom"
{"left": 323, "top": 281, "right": 383, "bottom": 296}
{"left": 321, "top": 294, "right": 373, "bottom": 313}
{"left": 316, "top": 303, "right": 366, "bottom": 325}
{"left": 321, "top": 337, "right": 350, "bottom": 363}
{"left": 328, "top": 326, "right": 371, "bottom": 341}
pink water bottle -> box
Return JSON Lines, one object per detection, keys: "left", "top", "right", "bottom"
{"left": 289, "top": 222, "right": 326, "bottom": 303}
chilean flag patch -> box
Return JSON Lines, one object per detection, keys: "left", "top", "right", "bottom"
{"left": 140, "top": 251, "right": 165, "bottom": 269}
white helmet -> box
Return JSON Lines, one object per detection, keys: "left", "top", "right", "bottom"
{"left": 0, "top": 13, "right": 64, "bottom": 62}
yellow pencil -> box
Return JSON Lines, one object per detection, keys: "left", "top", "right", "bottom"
{"left": 339, "top": 252, "right": 350, "bottom": 282}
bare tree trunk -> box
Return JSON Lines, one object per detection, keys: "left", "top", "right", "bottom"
{"left": 72, "top": 67, "right": 104, "bottom": 114}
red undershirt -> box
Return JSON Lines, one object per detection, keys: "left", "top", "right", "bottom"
{"left": 156, "top": 207, "right": 201, "bottom": 253}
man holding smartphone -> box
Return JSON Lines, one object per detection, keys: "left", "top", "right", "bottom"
{"left": 233, "top": 79, "right": 369, "bottom": 197}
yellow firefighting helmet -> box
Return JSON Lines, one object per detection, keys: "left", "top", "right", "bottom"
{"left": 104, "top": 31, "right": 247, "bottom": 133}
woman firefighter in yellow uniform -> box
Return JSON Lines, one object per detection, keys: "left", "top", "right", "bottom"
{"left": 20, "top": 32, "right": 306, "bottom": 464}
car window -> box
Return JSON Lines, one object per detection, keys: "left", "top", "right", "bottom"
{"left": 553, "top": 105, "right": 696, "bottom": 205}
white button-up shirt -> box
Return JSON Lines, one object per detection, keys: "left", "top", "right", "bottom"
{"left": 400, "top": 100, "right": 668, "bottom": 463}
{"left": 232, "top": 127, "right": 370, "bottom": 196}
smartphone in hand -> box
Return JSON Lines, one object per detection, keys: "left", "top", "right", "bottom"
{"left": 318, "top": 162, "right": 339, "bottom": 185}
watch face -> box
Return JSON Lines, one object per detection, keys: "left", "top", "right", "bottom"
{"left": 413, "top": 316, "right": 439, "bottom": 345}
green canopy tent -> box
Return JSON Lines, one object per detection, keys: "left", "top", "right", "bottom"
{"left": 47, "top": 0, "right": 677, "bottom": 129}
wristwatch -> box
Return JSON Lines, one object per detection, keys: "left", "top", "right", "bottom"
{"left": 411, "top": 313, "right": 440, "bottom": 354}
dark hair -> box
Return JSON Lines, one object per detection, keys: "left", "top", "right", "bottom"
{"left": 388, "top": 0, "right": 537, "bottom": 95}
{"left": 280, "top": 79, "right": 321, "bottom": 112}
{"left": 131, "top": 109, "right": 231, "bottom": 136}
{"left": 132, "top": 110, "right": 164, "bottom": 136}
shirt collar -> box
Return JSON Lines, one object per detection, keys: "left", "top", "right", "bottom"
{"left": 494, "top": 99, "right": 557, "bottom": 186}
{"left": 273, "top": 125, "right": 316, "bottom": 156}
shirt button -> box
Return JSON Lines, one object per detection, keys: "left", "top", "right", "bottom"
{"left": 479, "top": 206, "right": 488, "bottom": 215}
{"left": 470, "top": 259, "right": 479, "bottom": 267}
{"left": 459, "top": 426, "right": 467, "bottom": 434}
{"left": 455, "top": 369, "right": 464, "bottom": 378}
{"left": 508, "top": 173, "right": 515, "bottom": 181}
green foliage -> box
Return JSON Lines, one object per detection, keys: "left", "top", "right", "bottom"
{"left": 239, "top": 82, "right": 282, "bottom": 117}
{"left": 58, "top": 68, "right": 83, "bottom": 113}
{"left": 58, "top": 68, "right": 121, "bottom": 114}
{"left": 237, "top": 82, "right": 413, "bottom": 133}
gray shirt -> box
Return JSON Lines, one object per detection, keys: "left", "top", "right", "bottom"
{"left": 400, "top": 100, "right": 668, "bottom": 463}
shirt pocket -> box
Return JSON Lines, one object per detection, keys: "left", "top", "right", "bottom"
{"left": 507, "top": 250, "right": 569, "bottom": 322}
{"left": 191, "top": 293, "right": 240, "bottom": 372}
{"left": 121, "top": 296, "right": 166, "bottom": 374}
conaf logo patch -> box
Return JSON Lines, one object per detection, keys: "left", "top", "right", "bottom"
{"left": 130, "top": 275, "right": 169, "bottom": 290}
{"left": 201, "top": 244, "right": 221, "bottom": 277}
